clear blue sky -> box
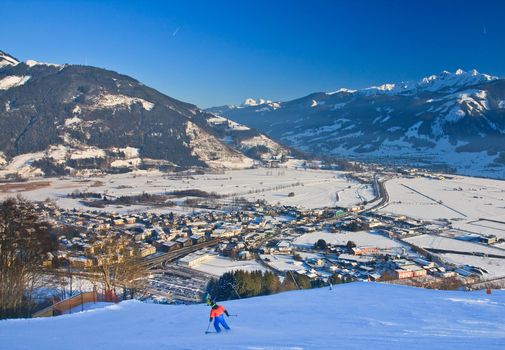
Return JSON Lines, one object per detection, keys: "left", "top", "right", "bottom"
{"left": 2, "top": 0, "right": 505, "bottom": 107}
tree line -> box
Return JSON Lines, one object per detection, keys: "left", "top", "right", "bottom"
{"left": 206, "top": 269, "right": 347, "bottom": 302}
{"left": 0, "top": 198, "right": 57, "bottom": 319}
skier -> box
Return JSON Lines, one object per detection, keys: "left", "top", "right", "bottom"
{"left": 205, "top": 292, "right": 215, "bottom": 307}
{"left": 209, "top": 303, "right": 231, "bottom": 333}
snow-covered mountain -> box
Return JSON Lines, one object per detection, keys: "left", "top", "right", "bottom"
{"left": 0, "top": 50, "right": 290, "bottom": 179}
{"left": 0, "top": 50, "right": 19, "bottom": 68}
{"left": 208, "top": 69, "right": 505, "bottom": 178}
{"left": 2, "top": 283, "right": 504, "bottom": 350}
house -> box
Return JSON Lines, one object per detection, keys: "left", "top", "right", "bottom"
{"left": 368, "top": 273, "right": 382, "bottom": 281}
{"left": 479, "top": 235, "right": 498, "bottom": 244}
{"left": 137, "top": 245, "right": 156, "bottom": 257}
{"left": 97, "top": 222, "right": 110, "bottom": 230}
{"left": 412, "top": 269, "right": 427, "bottom": 277}
{"left": 190, "top": 234, "right": 205, "bottom": 244}
{"left": 179, "top": 250, "right": 215, "bottom": 267}
{"left": 277, "top": 240, "right": 292, "bottom": 253}
{"left": 113, "top": 219, "right": 125, "bottom": 226}
{"left": 238, "top": 250, "right": 252, "bottom": 260}
{"left": 126, "top": 216, "right": 137, "bottom": 224}
{"left": 176, "top": 237, "right": 192, "bottom": 247}
{"left": 351, "top": 246, "right": 379, "bottom": 255}
{"left": 160, "top": 241, "right": 179, "bottom": 252}
{"left": 393, "top": 269, "right": 413, "bottom": 279}
{"left": 210, "top": 225, "right": 241, "bottom": 238}
{"left": 68, "top": 256, "right": 93, "bottom": 268}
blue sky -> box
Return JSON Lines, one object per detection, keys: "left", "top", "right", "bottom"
{"left": 2, "top": 0, "right": 505, "bottom": 107}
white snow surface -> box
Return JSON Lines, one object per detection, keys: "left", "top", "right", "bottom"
{"left": 89, "top": 93, "right": 154, "bottom": 111}
{"left": 242, "top": 98, "right": 272, "bottom": 107}
{"left": 441, "top": 253, "right": 505, "bottom": 278}
{"left": 0, "top": 168, "right": 374, "bottom": 212}
{"left": 380, "top": 176, "right": 505, "bottom": 223}
{"left": 0, "top": 152, "right": 45, "bottom": 178}
{"left": 293, "top": 231, "right": 402, "bottom": 249}
{"left": 24, "top": 59, "right": 62, "bottom": 68}
{"left": 69, "top": 148, "right": 106, "bottom": 160}
{"left": 191, "top": 255, "right": 267, "bottom": 276}
{"left": 0, "top": 75, "right": 30, "bottom": 90}
{"left": 1, "top": 283, "right": 504, "bottom": 350}
{"left": 325, "top": 69, "right": 496, "bottom": 98}
{"left": 186, "top": 121, "right": 255, "bottom": 169}
{"left": 405, "top": 234, "right": 505, "bottom": 257}
{"left": 320, "top": 135, "right": 505, "bottom": 179}
{"left": 0, "top": 53, "right": 19, "bottom": 67}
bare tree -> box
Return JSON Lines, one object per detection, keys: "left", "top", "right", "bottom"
{"left": 0, "top": 197, "right": 56, "bottom": 319}
{"left": 92, "top": 238, "right": 149, "bottom": 301}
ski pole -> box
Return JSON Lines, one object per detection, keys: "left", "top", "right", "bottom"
{"left": 228, "top": 314, "right": 238, "bottom": 317}
{"left": 206, "top": 321, "right": 211, "bottom": 333}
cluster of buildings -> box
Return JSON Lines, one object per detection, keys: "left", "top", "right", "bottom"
{"left": 249, "top": 212, "right": 469, "bottom": 284}
{"left": 34, "top": 200, "right": 343, "bottom": 271}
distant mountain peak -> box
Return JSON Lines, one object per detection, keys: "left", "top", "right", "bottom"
{"left": 327, "top": 69, "right": 498, "bottom": 97}
{"left": 416, "top": 68, "right": 497, "bottom": 92}
{"left": 0, "top": 50, "right": 19, "bottom": 68}
{"left": 242, "top": 98, "right": 272, "bottom": 107}
{"left": 24, "top": 59, "right": 63, "bottom": 68}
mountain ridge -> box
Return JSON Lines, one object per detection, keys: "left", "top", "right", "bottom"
{"left": 208, "top": 69, "right": 505, "bottom": 179}
{"left": 0, "top": 50, "right": 290, "bottom": 179}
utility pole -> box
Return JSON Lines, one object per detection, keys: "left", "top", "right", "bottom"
{"left": 68, "top": 262, "right": 73, "bottom": 314}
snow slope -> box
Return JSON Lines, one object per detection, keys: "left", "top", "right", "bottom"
{"left": 1, "top": 283, "right": 504, "bottom": 350}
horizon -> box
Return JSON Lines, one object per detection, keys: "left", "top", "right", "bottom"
{"left": 2, "top": 0, "right": 505, "bottom": 108}
{"left": 3, "top": 48, "right": 497, "bottom": 106}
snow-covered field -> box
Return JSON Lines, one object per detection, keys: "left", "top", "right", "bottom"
{"left": 0, "top": 168, "right": 374, "bottom": 211}
{"left": 380, "top": 175, "right": 505, "bottom": 223}
{"left": 190, "top": 256, "right": 267, "bottom": 276}
{"left": 441, "top": 253, "right": 505, "bottom": 278}
{"left": 381, "top": 176, "right": 505, "bottom": 277}
{"left": 260, "top": 253, "right": 306, "bottom": 272}
{"left": 404, "top": 234, "right": 505, "bottom": 257}
{"left": 1, "top": 283, "right": 504, "bottom": 350}
{"left": 381, "top": 175, "right": 505, "bottom": 243}
{"left": 293, "top": 230, "right": 403, "bottom": 249}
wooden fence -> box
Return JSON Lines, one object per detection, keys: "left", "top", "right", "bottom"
{"left": 33, "top": 291, "right": 102, "bottom": 318}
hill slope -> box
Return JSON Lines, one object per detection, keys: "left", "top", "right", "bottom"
{"left": 209, "top": 70, "right": 505, "bottom": 178}
{"left": 0, "top": 50, "right": 289, "bottom": 178}
{"left": 1, "top": 283, "right": 504, "bottom": 350}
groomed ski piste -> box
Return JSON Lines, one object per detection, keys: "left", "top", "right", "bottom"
{"left": 1, "top": 283, "right": 504, "bottom": 350}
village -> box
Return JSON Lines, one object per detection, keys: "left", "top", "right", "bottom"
{"left": 31, "top": 167, "right": 505, "bottom": 304}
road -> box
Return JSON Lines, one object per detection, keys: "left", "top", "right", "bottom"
{"left": 142, "top": 238, "right": 222, "bottom": 267}
{"left": 367, "top": 176, "right": 390, "bottom": 211}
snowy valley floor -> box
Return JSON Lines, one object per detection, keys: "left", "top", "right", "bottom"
{"left": 1, "top": 283, "right": 504, "bottom": 350}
